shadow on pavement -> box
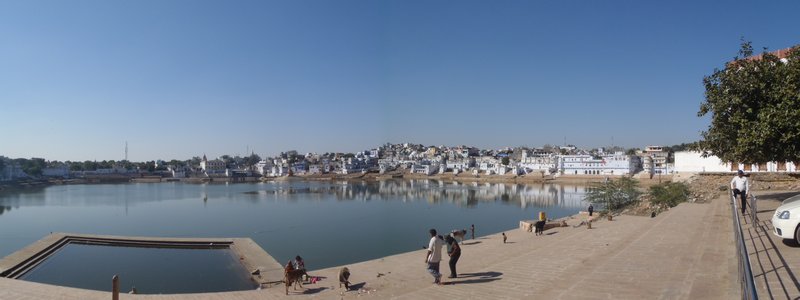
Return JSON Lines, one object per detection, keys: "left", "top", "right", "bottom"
{"left": 349, "top": 282, "right": 366, "bottom": 290}
{"left": 458, "top": 271, "right": 502, "bottom": 278}
{"left": 302, "top": 287, "right": 327, "bottom": 294}
{"left": 445, "top": 271, "right": 502, "bottom": 285}
{"left": 781, "top": 239, "right": 800, "bottom": 248}
{"left": 444, "top": 277, "right": 501, "bottom": 285}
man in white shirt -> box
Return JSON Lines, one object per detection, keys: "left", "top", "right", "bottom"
{"left": 425, "top": 228, "right": 444, "bottom": 284}
{"left": 731, "top": 170, "right": 751, "bottom": 215}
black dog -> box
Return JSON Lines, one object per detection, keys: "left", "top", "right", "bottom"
{"left": 534, "top": 220, "right": 546, "bottom": 236}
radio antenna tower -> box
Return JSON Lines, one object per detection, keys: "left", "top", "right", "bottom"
{"left": 125, "top": 141, "right": 128, "bottom": 161}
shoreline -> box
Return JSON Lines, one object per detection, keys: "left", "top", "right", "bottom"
{"left": 0, "top": 172, "right": 675, "bottom": 194}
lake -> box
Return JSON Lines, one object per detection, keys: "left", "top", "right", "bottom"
{"left": 0, "top": 179, "right": 588, "bottom": 271}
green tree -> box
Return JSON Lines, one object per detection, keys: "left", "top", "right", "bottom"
{"left": 697, "top": 41, "right": 800, "bottom": 164}
{"left": 584, "top": 177, "right": 641, "bottom": 213}
{"left": 13, "top": 158, "right": 45, "bottom": 176}
{"left": 243, "top": 153, "right": 262, "bottom": 167}
{"left": 649, "top": 182, "right": 691, "bottom": 208}
{"left": 501, "top": 156, "right": 510, "bottom": 166}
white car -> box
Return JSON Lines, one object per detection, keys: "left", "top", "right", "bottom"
{"left": 772, "top": 194, "right": 800, "bottom": 243}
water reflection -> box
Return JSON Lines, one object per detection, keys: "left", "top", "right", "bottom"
{"left": 0, "top": 180, "right": 591, "bottom": 270}
{"left": 251, "top": 179, "right": 587, "bottom": 209}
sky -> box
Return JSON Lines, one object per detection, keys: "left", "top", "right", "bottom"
{"left": 1, "top": 0, "right": 798, "bottom": 162}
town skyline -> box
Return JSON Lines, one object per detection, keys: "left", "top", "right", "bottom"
{"left": 1, "top": 140, "right": 691, "bottom": 163}
{"left": 2, "top": 1, "right": 799, "bottom": 161}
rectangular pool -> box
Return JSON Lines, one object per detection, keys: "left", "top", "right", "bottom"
{"left": 19, "top": 242, "right": 258, "bottom": 294}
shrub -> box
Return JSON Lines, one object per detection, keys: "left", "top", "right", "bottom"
{"left": 649, "top": 182, "right": 691, "bottom": 207}
{"left": 584, "top": 177, "right": 641, "bottom": 212}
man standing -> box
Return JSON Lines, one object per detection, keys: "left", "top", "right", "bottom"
{"left": 731, "top": 170, "right": 751, "bottom": 215}
{"left": 470, "top": 224, "right": 475, "bottom": 240}
{"left": 425, "top": 229, "right": 444, "bottom": 284}
{"left": 588, "top": 204, "right": 594, "bottom": 216}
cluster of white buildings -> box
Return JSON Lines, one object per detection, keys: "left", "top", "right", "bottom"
{"left": 7, "top": 142, "right": 800, "bottom": 182}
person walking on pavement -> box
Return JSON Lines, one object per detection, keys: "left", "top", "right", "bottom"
{"left": 445, "top": 235, "right": 461, "bottom": 278}
{"left": 731, "top": 170, "right": 751, "bottom": 215}
{"left": 425, "top": 229, "right": 444, "bottom": 284}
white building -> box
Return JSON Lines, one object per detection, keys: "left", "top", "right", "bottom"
{"left": 518, "top": 150, "right": 557, "bottom": 174}
{"left": 42, "top": 166, "right": 70, "bottom": 177}
{"left": 673, "top": 151, "right": 729, "bottom": 173}
{"left": 445, "top": 158, "right": 474, "bottom": 172}
{"left": 675, "top": 151, "right": 798, "bottom": 173}
{"left": 0, "top": 160, "right": 27, "bottom": 181}
{"left": 270, "top": 165, "right": 287, "bottom": 177}
{"left": 476, "top": 157, "right": 500, "bottom": 172}
{"left": 410, "top": 164, "right": 435, "bottom": 175}
{"left": 641, "top": 146, "right": 669, "bottom": 174}
{"left": 254, "top": 160, "right": 274, "bottom": 176}
{"left": 200, "top": 155, "right": 226, "bottom": 174}
{"left": 559, "top": 152, "right": 639, "bottom": 176}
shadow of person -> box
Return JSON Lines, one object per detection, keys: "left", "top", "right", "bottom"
{"left": 444, "top": 277, "right": 501, "bottom": 285}
{"left": 545, "top": 231, "right": 558, "bottom": 235}
{"left": 458, "top": 271, "right": 502, "bottom": 278}
{"left": 349, "top": 282, "right": 366, "bottom": 290}
{"left": 302, "top": 287, "right": 328, "bottom": 294}
{"left": 462, "top": 241, "right": 482, "bottom": 245}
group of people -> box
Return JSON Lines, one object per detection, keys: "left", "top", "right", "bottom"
{"left": 425, "top": 227, "right": 466, "bottom": 285}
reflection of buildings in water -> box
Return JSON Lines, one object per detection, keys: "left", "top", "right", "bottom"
{"left": 260, "top": 180, "right": 589, "bottom": 209}
{"left": 0, "top": 206, "right": 12, "bottom": 216}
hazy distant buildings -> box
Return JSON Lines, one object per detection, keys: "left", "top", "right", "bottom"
{"left": 200, "top": 154, "right": 226, "bottom": 175}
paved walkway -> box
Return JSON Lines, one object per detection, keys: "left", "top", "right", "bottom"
{"left": 740, "top": 190, "right": 800, "bottom": 299}
{"left": 0, "top": 193, "right": 739, "bottom": 299}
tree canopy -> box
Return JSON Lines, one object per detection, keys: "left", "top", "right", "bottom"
{"left": 697, "top": 41, "right": 800, "bottom": 164}
{"left": 584, "top": 177, "right": 641, "bottom": 212}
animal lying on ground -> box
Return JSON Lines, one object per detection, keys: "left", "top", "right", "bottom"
{"left": 450, "top": 229, "right": 467, "bottom": 244}
{"left": 339, "top": 267, "right": 351, "bottom": 290}
{"left": 534, "top": 220, "right": 546, "bottom": 236}
{"left": 284, "top": 261, "right": 305, "bottom": 295}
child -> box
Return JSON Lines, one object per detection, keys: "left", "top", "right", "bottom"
{"left": 502, "top": 232, "right": 507, "bottom": 243}
{"left": 294, "top": 256, "right": 308, "bottom": 282}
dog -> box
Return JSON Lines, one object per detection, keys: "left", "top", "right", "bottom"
{"left": 338, "top": 267, "right": 351, "bottom": 290}
{"left": 534, "top": 220, "right": 546, "bottom": 236}
{"left": 450, "top": 229, "right": 467, "bottom": 244}
{"left": 284, "top": 261, "right": 305, "bottom": 295}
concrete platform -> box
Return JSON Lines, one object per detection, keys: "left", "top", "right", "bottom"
{"left": 0, "top": 193, "right": 740, "bottom": 299}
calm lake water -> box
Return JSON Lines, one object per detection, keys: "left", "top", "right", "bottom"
{"left": 0, "top": 180, "right": 588, "bottom": 273}
{"left": 20, "top": 243, "right": 256, "bottom": 294}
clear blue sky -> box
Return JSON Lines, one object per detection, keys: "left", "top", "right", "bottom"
{"left": 1, "top": 0, "right": 798, "bottom": 162}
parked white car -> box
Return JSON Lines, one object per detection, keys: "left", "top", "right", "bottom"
{"left": 771, "top": 194, "right": 800, "bottom": 243}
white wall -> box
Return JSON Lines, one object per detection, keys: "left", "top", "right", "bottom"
{"left": 674, "top": 151, "right": 729, "bottom": 173}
